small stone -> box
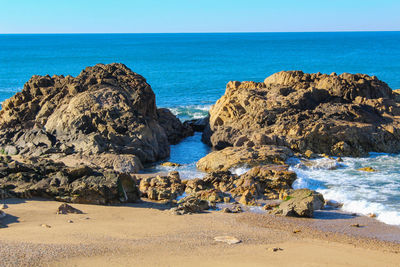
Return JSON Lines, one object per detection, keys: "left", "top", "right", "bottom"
{"left": 325, "top": 200, "right": 343, "bottom": 208}
{"left": 223, "top": 197, "right": 231, "bottom": 203}
{"left": 214, "top": 236, "right": 241, "bottom": 245}
{"left": 161, "top": 162, "right": 182, "bottom": 167}
{"left": 57, "top": 203, "right": 83, "bottom": 215}
{"left": 367, "top": 213, "right": 377, "bottom": 218}
{"left": 41, "top": 224, "right": 51, "bottom": 228}
{"left": 0, "top": 204, "right": 8, "bottom": 210}
{"left": 357, "top": 167, "right": 377, "bottom": 172}
{"left": 268, "top": 247, "right": 283, "bottom": 252}
{"left": 304, "top": 150, "right": 316, "bottom": 158}
{"left": 293, "top": 229, "right": 301, "bottom": 234}
{"left": 67, "top": 220, "right": 73, "bottom": 223}
{"left": 350, "top": 223, "right": 364, "bottom": 228}
{"left": 222, "top": 208, "right": 232, "bottom": 213}
{"left": 263, "top": 203, "right": 279, "bottom": 210}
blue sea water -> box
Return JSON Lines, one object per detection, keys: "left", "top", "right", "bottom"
{"left": 1, "top": 32, "right": 400, "bottom": 225}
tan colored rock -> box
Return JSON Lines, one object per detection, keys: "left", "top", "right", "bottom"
{"left": 272, "top": 189, "right": 325, "bottom": 218}
{"left": 203, "top": 71, "right": 400, "bottom": 156}
{"left": 358, "top": 167, "right": 377, "bottom": 172}
{"left": 214, "top": 236, "right": 241, "bottom": 245}
{"left": 196, "top": 145, "right": 293, "bottom": 172}
{"left": 161, "top": 162, "right": 182, "bottom": 167}
{"left": 139, "top": 171, "right": 185, "bottom": 201}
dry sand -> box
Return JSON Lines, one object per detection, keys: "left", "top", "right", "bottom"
{"left": 0, "top": 198, "right": 399, "bottom": 266}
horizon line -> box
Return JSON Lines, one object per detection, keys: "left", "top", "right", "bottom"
{"left": 1, "top": 30, "right": 400, "bottom": 35}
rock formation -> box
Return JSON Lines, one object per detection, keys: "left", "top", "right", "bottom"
{"left": 272, "top": 189, "right": 325, "bottom": 218}
{"left": 138, "top": 171, "right": 185, "bottom": 201}
{"left": 0, "top": 156, "right": 140, "bottom": 204}
{"left": 203, "top": 71, "right": 400, "bottom": 156}
{"left": 0, "top": 63, "right": 191, "bottom": 172}
{"left": 196, "top": 145, "right": 293, "bottom": 172}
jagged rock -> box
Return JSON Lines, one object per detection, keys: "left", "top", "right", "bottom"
{"left": 194, "top": 189, "right": 225, "bottom": 203}
{"left": 232, "top": 165, "right": 297, "bottom": 199}
{"left": 196, "top": 146, "right": 293, "bottom": 172}
{"left": 0, "top": 210, "right": 5, "bottom": 219}
{"left": 157, "top": 108, "right": 193, "bottom": 144}
{"left": 57, "top": 203, "right": 83, "bottom": 214}
{"left": 184, "top": 117, "right": 209, "bottom": 132}
{"left": 0, "top": 157, "right": 140, "bottom": 205}
{"left": 358, "top": 166, "right": 377, "bottom": 172}
{"left": 161, "top": 162, "right": 182, "bottom": 167}
{"left": 0, "top": 63, "right": 190, "bottom": 172}
{"left": 172, "top": 195, "right": 209, "bottom": 215}
{"left": 139, "top": 171, "right": 185, "bottom": 201}
{"left": 203, "top": 71, "right": 400, "bottom": 156}
{"left": 184, "top": 178, "right": 208, "bottom": 194}
{"left": 272, "top": 189, "right": 325, "bottom": 218}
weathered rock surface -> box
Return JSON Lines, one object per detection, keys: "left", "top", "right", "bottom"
{"left": 0, "top": 156, "right": 140, "bottom": 205}
{"left": 186, "top": 165, "right": 296, "bottom": 206}
{"left": 203, "top": 71, "right": 400, "bottom": 156}
{"left": 272, "top": 189, "right": 325, "bottom": 218}
{"left": 57, "top": 203, "right": 83, "bottom": 214}
{"left": 138, "top": 171, "right": 185, "bottom": 201}
{"left": 0, "top": 63, "right": 190, "bottom": 172}
{"left": 231, "top": 165, "right": 297, "bottom": 201}
{"left": 196, "top": 146, "right": 293, "bottom": 172}
{"left": 172, "top": 195, "right": 210, "bottom": 215}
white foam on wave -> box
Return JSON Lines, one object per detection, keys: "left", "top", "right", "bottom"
{"left": 143, "top": 162, "right": 206, "bottom": 180}
{"left": 168, "top": 104, "right": 212, "bottom": 120}
{"left": 229, "top": 165, "right": 251, "bottom": 176}
{"left": 290, "top": 154, "right": 400, "bottom": 226}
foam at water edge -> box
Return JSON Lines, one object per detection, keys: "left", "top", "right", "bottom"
{"left": 229, "top": 165, "right": 251, "bottom": 176}
{"left": 167, "top": 104, "right": 212, "bottom": 120}
{"left": 290, "top": 155, "right": 400, "bottom": 226}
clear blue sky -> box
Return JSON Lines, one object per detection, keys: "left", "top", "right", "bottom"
{"left": 1, "top": 0, "right": 399, "bottom": 33}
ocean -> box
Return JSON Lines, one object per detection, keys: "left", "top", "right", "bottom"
{"left": 1, "top": 32, "right": 400, "bottom": 225}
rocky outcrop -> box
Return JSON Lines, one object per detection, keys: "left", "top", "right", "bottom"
{"left": 231, "top": 165, "right": 297, "bottom": 200}
{"left": 203, "top": 71, "right": 400, "bottom": 156}
{"left": 171, "top": 195, "right": 210, "bottom": 215}
{"left": 0, "top": 63, "right": 190, "bottom": 172}
{"left": 0, "top": 156, "right": 140, "bottom": 204}
{"left": 138, "top": 171, "right": 185, "bottom": 201}
{"left": 196, "top": 146, "right": 293, "bottom": 172}
{"left": 186, "top": 165, "right": 296, "bottom": 205}
{"left": 272, "top": 189, "right": 324, "bottom": 218}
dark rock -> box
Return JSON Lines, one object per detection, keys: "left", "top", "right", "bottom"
{"left": 184, "top": 117, "right": 209, "bottom": 132}
{"left": 57, "top": 203, "right": 83, "bottom": 214}
{"left": 0, "top": 158, "right": 140, "bottom": 205}
{"left": 0, "top": 63, "right": 191, "bottom": 172}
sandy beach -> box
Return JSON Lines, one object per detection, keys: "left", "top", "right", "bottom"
{"left": 1, "top": 198, "right": 399, "bottom": 267}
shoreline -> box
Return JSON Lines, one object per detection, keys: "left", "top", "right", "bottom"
{"left": 1, "top": 198, "right": 399, "bottom": 266}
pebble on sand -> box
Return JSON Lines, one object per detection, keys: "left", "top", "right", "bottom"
{"left": 214, "top": 236, "right": 241, "bottom": 244}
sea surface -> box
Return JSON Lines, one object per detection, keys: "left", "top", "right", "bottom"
{"left": 1, "top": 32, "right": 400, "bottom": 225}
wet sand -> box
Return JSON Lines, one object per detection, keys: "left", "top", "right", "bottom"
{"left": 0, "top": 198, "right": 399, "bottom": 266}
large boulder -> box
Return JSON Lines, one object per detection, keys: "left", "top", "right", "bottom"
{"left": 0, "top": 63, "right": 191, "bottom": 171}
{"left": 196, "top": 145, "right": 293, "bottom": 172}
{"left": 272, "top": 189, "right": 325, "bottom": 218}
{"left": 203, "top": 71, "right": 400, "bottom": 156}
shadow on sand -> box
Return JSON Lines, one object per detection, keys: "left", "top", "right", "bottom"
{"left": 314, "top": 210, "right": 358, "bottom": 220}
